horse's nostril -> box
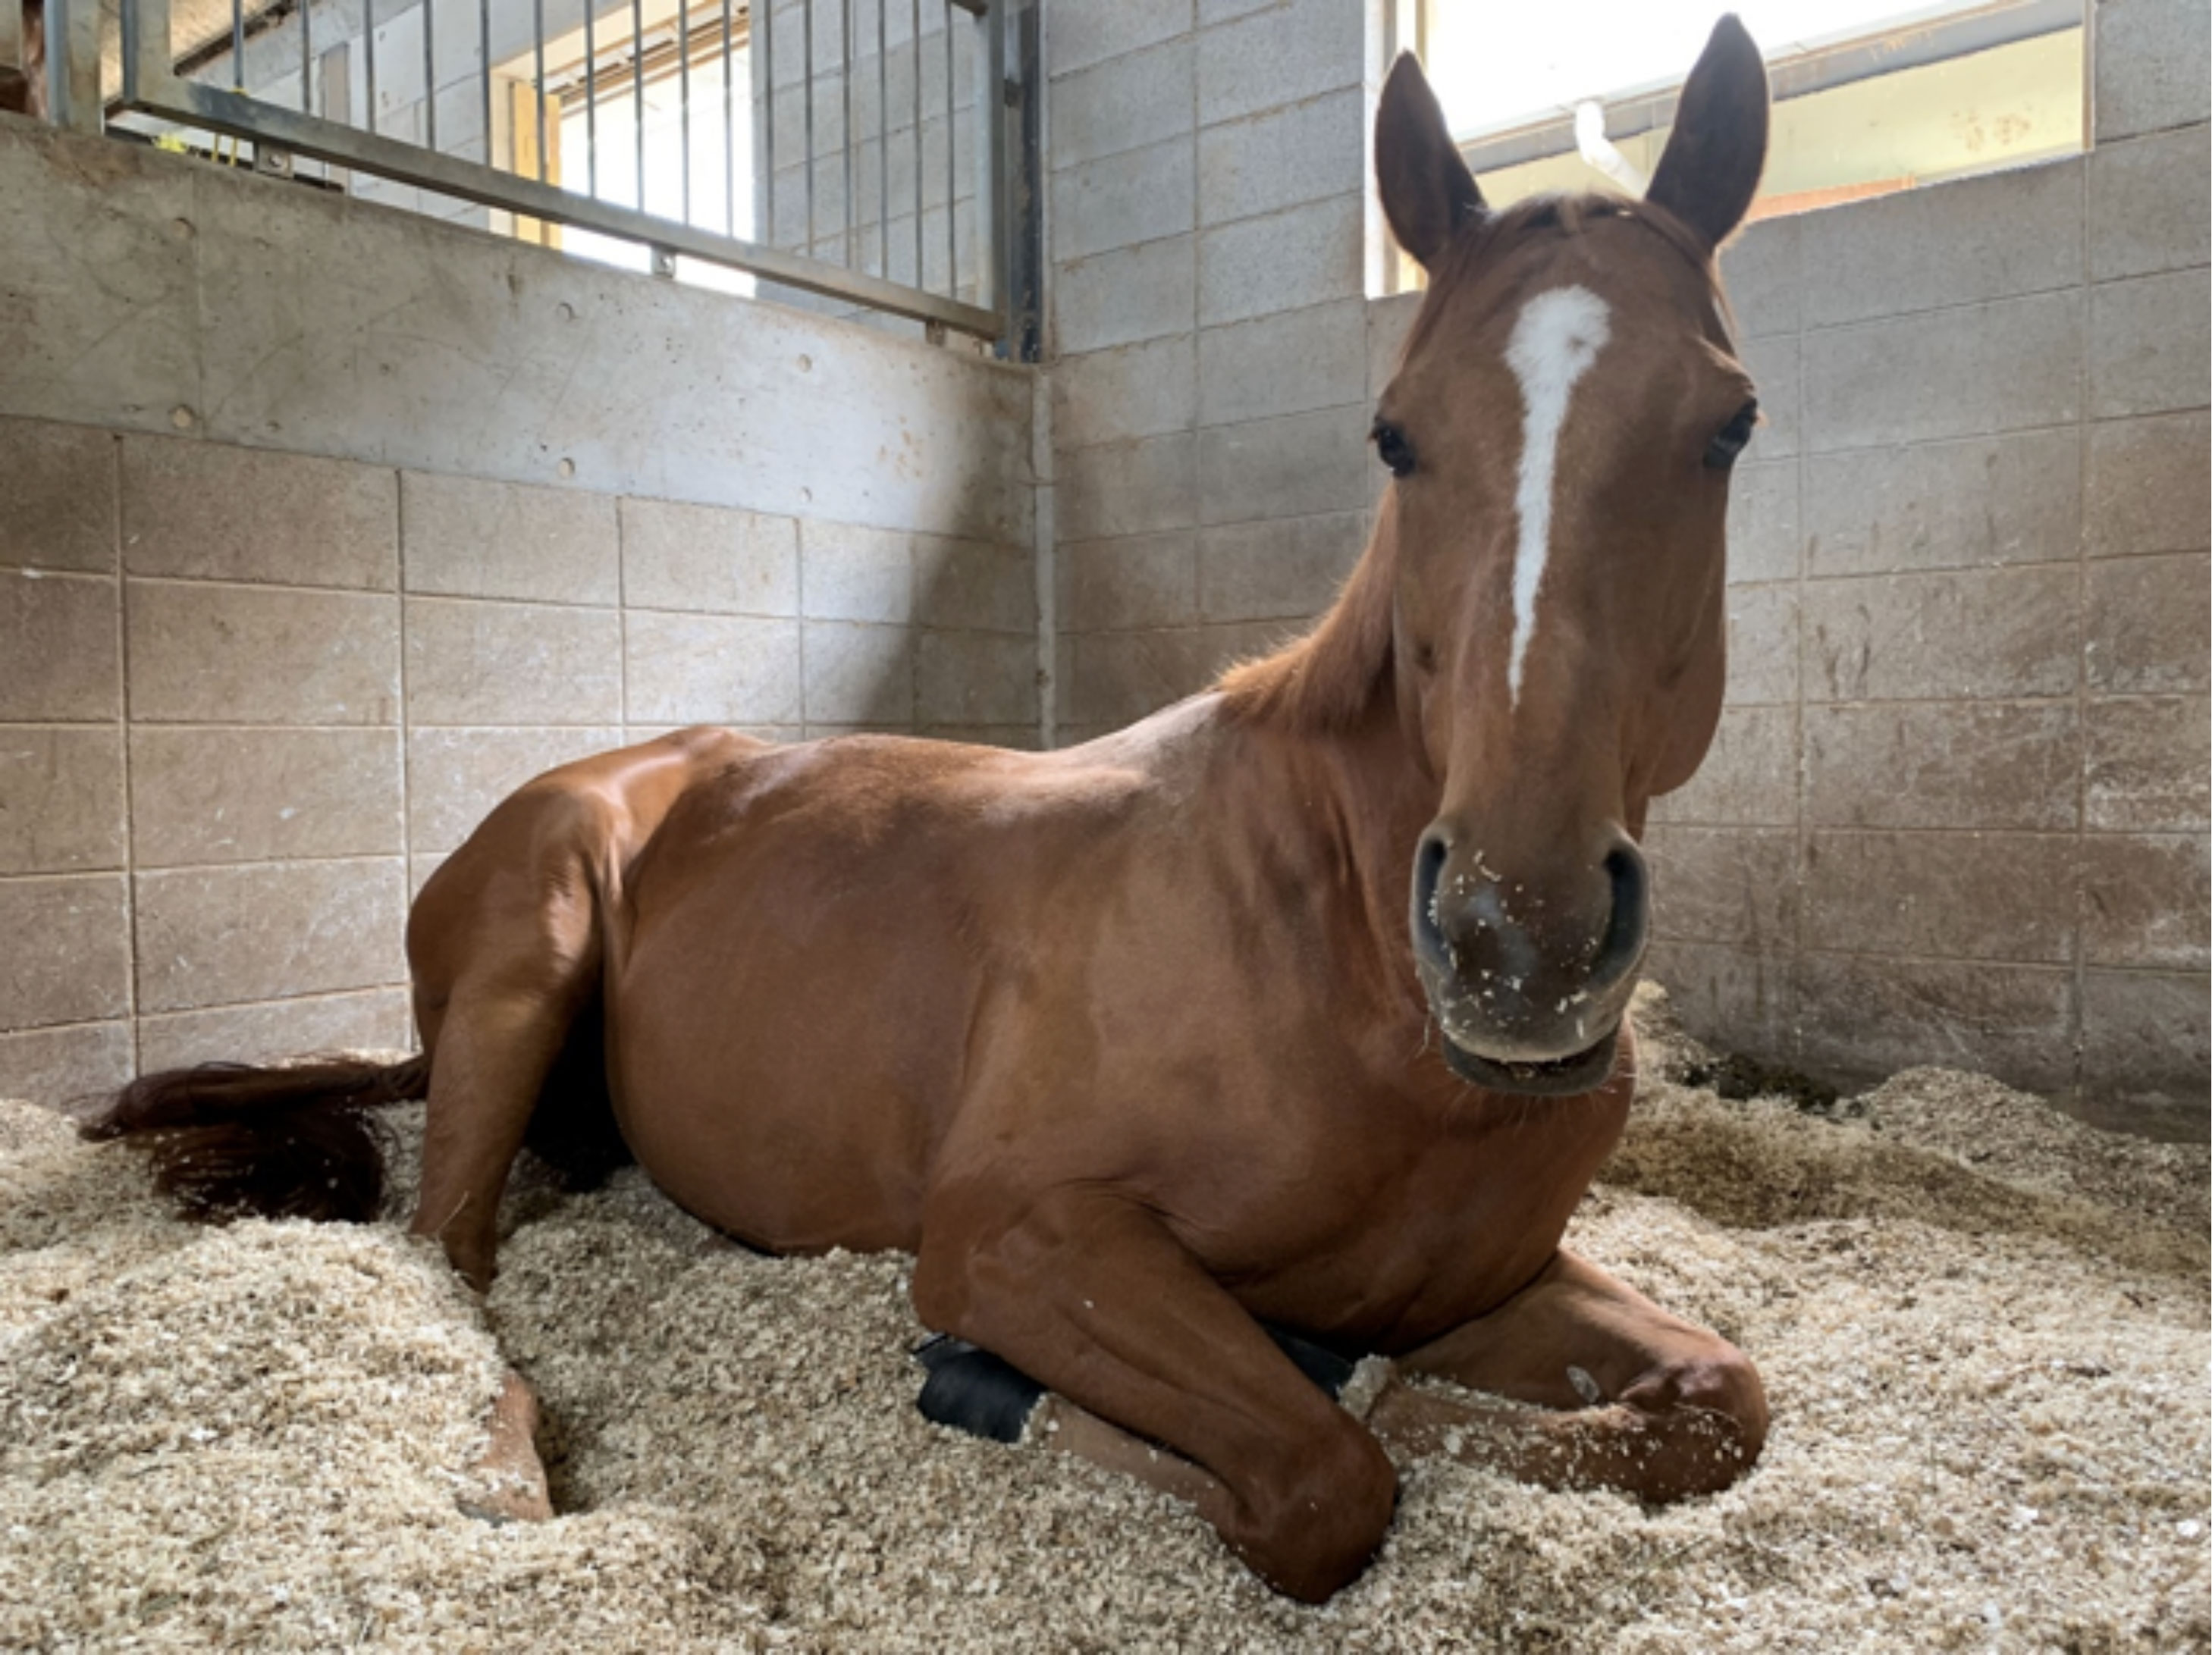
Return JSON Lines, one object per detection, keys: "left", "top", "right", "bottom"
{"left": 1410, "top": 831, "right": 1452, "bottom": 969}
{"left": 1592, "top": 843, "right": 1649, "bottom": 989}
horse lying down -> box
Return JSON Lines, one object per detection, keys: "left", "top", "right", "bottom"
{"left": 85, "top": 18, "right": 1777, "bottom": 1603}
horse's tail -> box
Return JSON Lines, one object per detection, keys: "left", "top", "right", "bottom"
{"left": 78, "top": 1053, "right": 431, "bottom": 1224}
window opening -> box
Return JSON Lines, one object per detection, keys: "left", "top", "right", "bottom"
{"left": 1383, "top": 0, "right": 2086, "bottom": 291}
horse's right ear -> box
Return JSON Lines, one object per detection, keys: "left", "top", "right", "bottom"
{"left": 1375, "top": 54, "right": 1485, "bottom": 271}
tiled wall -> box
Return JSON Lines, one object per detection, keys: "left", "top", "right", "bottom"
{"left": 0, "top": 420, "right": 1037, "bottom": 1104}
{"left": 1037, "top": 0, "right": 2209, "bottom": 1130}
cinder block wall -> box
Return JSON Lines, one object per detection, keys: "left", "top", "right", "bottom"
{"left": 0, "top": 116, "right": 1037, "bottom": 1105}
{"left": 1046, "top": 0, "right": 1377, "bottom": 738}
{"left": 1037, "top": 0, "right": 2209, "bottom": 1133}
{"left": 1643, "top": 15, "right": 2210, "bottom": 1133}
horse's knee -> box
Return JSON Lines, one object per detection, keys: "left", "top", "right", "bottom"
{"left": 1621, "top": 1340, "right": 1768, "bottom": 1495}
{"left": 1225, "top": 1415, "right": 1397, "bottom": 1604}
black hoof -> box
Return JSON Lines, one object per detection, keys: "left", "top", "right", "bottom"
{"left": 911, "top": 1324, "right": 1359, "bottom": 1445}
{"left": 914, "top": 1335, "right": 1046, "bottom": 1443}
{"left": 1264, "top": 1324, "right": 1358, "bottom": 1400}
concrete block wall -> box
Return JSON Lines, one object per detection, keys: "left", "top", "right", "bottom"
{"left": 1646, "top": 0, "right": 2210, "bottom": 1131}
{"left": 1037, "top": 0, "right": 2209, "bottom": 1131}
{"left": 1044, "top": 0, "right": 1378, "bottom": 740}
{"left": 0, "top": 114, "right": 1037, "bottom": 1106}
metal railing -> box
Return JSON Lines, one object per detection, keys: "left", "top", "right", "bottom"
{"left": 10, "top": 0, "right": 1024, "bottom": 341}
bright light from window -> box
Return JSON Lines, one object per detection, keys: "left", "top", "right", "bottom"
{"left": 1426, "top": 0, "right": 2032, "bottom": 137}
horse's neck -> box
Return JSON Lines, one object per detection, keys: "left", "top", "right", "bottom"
{"left": 1203, "top": 682, "right": 1439, "bottom": 1008}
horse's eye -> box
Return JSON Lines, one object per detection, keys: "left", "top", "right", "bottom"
{"left": 1705, "top": 399, "right": 1759, "bottom": 469}
{"left": 1372, "top": 418, "right": 1417, "bottom": 478}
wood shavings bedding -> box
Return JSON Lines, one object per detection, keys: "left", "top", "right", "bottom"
{"left": 2, "top": 1000, "right": 2204, "bottom": 1652}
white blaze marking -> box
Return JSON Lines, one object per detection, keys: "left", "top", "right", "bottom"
{"left": 1503, "top": 285, "right": 1613, "bottom": 707}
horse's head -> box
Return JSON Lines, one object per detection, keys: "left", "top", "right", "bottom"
{"left": 1374, "top": 19, "right": 1768, "bottom": 1095}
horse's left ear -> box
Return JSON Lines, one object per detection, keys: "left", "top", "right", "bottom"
{"left": 1645, "top": 15, "right": 1770, "bottom": 249}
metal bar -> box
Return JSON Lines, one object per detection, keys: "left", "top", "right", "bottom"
{"left": 758, "top": 0, "right": 771, "bottom": 237}
{"left": 122, "top": 0, "right": 169, "bottom": 106}
{"left": 839, "top": 0, "right": 852, "bottom": 265}
{"left": 364, "top": 0, "right": 376, "bottom": 134}
{"left": 300, "top": 0, "right": 311, "bottom": 114}
{"left": 533, "top": 0, "right": 547, "bottom": 181}
{"left": 678, "top": 0, "right": 690, "bottom": 224}
{"left": 121, "top": 72, "right": 1006, "bottom": 334}
{"left": 58, "top": 0, "right": 100, "bottom": 131}
{"left": 909, "top": 0, "right": 919, "bottom": 283}
{"left": 942, "top": 0, "right": 952, "bottom": 296}
{"left": 874, "top": 0, "right": 886, "bottom": 274}
{"left": 978, "top": 0, "right": 1001, "bottom": 312}
{"left": 720, "top": 0, "right": 733, "bottom": 234}
{"left": 585, "top": 0, "right": 596, "bottom": 195}
{"left": 630, "top": 0, "right": 643, "bottom": 207}
{"left": 422, "top": 0, "right": 435, "bottom": 146}
{"left": 231, "top": 0, "right": 244, "bottom": 84}
{"left": 802, "top": 0, "right": 814, "bottom": 249}
{"left": 478, "top": 0, "right": 489, "bottom": 163}
{"left": 1005, "top": 0, "right": 1039, "bottom": 359}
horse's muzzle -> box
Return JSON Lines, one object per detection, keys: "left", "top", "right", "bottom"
{"left": 1409, "top": 826, "right": 1647, "bottom": 1095}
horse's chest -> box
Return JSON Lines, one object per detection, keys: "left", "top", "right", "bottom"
{"left": 1212, "top": 1112, "right": 1617, "bottom": 1349}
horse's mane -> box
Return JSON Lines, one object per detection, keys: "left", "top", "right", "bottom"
{"left": 1216, "top": 193, "right": 1724, "bottom": 734}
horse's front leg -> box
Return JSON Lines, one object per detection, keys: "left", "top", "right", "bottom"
{"left": 1370, "top": 1248, "right": 1767, "bottom": 1501}
{"left": 912, "top": 1190, "right": 1396, "bottom": 1603}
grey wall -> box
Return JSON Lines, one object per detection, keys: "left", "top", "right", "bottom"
{"left": 0, "top": 113, "right": 1037, "bottom": 1105}
{"left": 1035, "top": 0, "right": 2210, "bottom": 1133}
{"left": 1045, "top": 0, "right": 1379, "bottom": 740}
{"left": 1644, "top": 66, "right": 2210, "bottom": 1134}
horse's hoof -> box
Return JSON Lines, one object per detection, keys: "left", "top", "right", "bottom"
{"left": 458, "top": 1368, "right": 554, "bottom": 1524}
{"left": 1263, "top": 1324, "right": 1358, "bottom": 1400}
{"left": 914, "top": 1335, "right": 1046, "bottom": 1443}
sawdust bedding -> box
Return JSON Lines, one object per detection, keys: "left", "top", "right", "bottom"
{"left": 2, "top": 994, "right": 2206, "bottom": 1653}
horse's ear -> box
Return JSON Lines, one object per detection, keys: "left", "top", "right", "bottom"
{"left": 1645, "top": 15, "right": 1770, "bottom": 249}
{"left": 1375, "top": 53, "right": 1485, "bottom": 271}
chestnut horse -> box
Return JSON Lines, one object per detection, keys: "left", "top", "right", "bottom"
{"left": 87, "top": 20, "right": 1774, "bottom": 1603}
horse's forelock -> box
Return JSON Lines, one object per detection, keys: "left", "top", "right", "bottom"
{"left": 1401, "top": 193, "right": 1723, "bottom": 366}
